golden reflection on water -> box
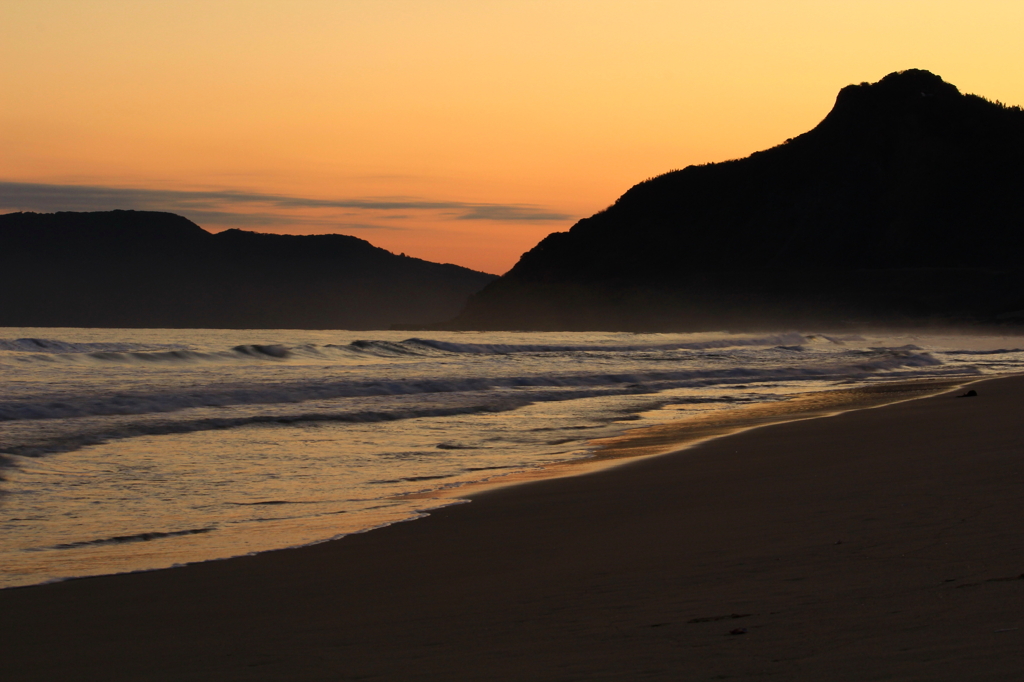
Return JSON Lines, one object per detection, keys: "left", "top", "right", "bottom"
{"left": 406, "top": 376, "right": 980, "bottom": 502}
{"left": 0, "top": 423, "right": 482, "bottom": 589}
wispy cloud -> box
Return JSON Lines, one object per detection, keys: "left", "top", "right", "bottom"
{"left": 167, "top": 210, "right": 408, "bottom": 231}
{"left": 0, "top": 181, "right": 573, "bottom": 228}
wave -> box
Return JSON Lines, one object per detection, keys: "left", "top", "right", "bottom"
{"left": 0, "top": 350, "right": 963, "bottom": 460}
{"left": 0, "top": 338, "right": 186, "bottom": 354}
{"left": 0, "top": 348, "right": 949, "bottom": 424}
{"left": 85, "top": 349, "right": 225, "bottom": 363}
{"left": 0, "top": 401, "right": 555, "bottom": 458}
{"left": 1, "top": 390, "right": 771, "bottom": 459}
{"left": 343, "top": 339, "right": 449, "bottom": 357}
{"left": 1, "top": 332, "right": 816, "bottom": 365}
{"left": 0, "top": 388, "right": 670, "bottom": 457}
{"left": 39, "top": 527, "right": 214, "bottom": 551}
{"left": 230, "top": 344, "right": 291, "bottom": 358}
{"left": 2, "top": 338, "right": 435, "bottom": 365}
{"left": 2, "top": 344, "right": 315, "bottom": 367}
{"left": 939, "top": 348, "right": 1024, "bottom": 355}
{"left": 400, "top": 332, "right": 808, "bottom": 355}
{"left": 812, "top": 334, "right": 866, "bottom": 344}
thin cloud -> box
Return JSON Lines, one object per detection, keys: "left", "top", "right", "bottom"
{"left": 168, "top": 210, "right": 301, "bottom": 227}
{"left": 0, "top": 181, "right": 573, "bottom": 224}
{"left": 177, "top": 211, "right": 407, "bottom": 231}
{"left": 454, "top": 205, "right": 571, "bottom": 221}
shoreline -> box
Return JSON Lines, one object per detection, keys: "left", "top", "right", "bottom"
{"left": 404, "top": 374, "right": 982, "bottom": 500}
{"left": 3, "top": 374, "right": 1024, "bottom": 679}
{"left": 2, "top": 375, "right": 979, "bottom": 591}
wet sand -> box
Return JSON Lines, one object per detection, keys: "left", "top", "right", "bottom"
{"left": 3, "top": 375, "right": 1024, "bottom": 680}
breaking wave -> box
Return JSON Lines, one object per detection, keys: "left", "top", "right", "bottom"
{"left": 0, "top": 348, "right": 946, "bottom": 424}
{"left": 0, "top": 332, "right": 820, "bottom": 365}
{"left": 0, "top": 338, "right": 186, "bottom": 354}
{"left": 400, "top": 332, "right": 808, "bottom": 355}
{"left": 0, "top": 347, "right": 959, "bottom": 461}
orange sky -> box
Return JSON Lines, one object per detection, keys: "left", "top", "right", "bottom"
{"left": 2, "top": 1, "right": 1022, "bottom": 274}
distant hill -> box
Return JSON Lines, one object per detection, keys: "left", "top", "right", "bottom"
{"left": 448, "top": 69, "right": 1024, "bottom": 331}
{"left": 0, "top": 210, "right": 497, "bottom": 329}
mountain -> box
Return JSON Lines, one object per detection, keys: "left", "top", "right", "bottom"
{"left": 448, "top": 69, "right": 1024, "bottom": 331}
{"left": 0, "top": 210, "right": 497, "bottom": 329}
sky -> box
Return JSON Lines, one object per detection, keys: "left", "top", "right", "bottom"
{"left": 2, "top": 1, "right": 1023, "bottom": 275}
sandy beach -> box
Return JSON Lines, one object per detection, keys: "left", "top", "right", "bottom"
{"left": 3, "top": 374, "right": 1024, "bottom": 680}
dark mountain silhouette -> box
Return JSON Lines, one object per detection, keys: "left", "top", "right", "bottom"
{"left": 448, "top": 69, "right": 1024, "bottom": 331}
{"left": 0, "top": 210, "right": 496, "bottom": 329}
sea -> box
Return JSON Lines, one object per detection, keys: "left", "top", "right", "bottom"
{"left": 2, "top": 327, "right": 1022, "bottom": 589}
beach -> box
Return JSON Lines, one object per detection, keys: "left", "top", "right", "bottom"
{"left": 3, "top": 374, "right": 1023, "bottom": 679}
{"left": 6, "top": 328, "right": 990, "bottom": 589}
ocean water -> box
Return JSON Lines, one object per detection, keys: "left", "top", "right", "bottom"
{"left": 2, "top": 327, "right": 1021, "bottom": 589}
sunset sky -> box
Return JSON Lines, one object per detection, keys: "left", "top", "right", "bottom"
{"left": 2, "top": 0, "right": 1022, "bottom": 274}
